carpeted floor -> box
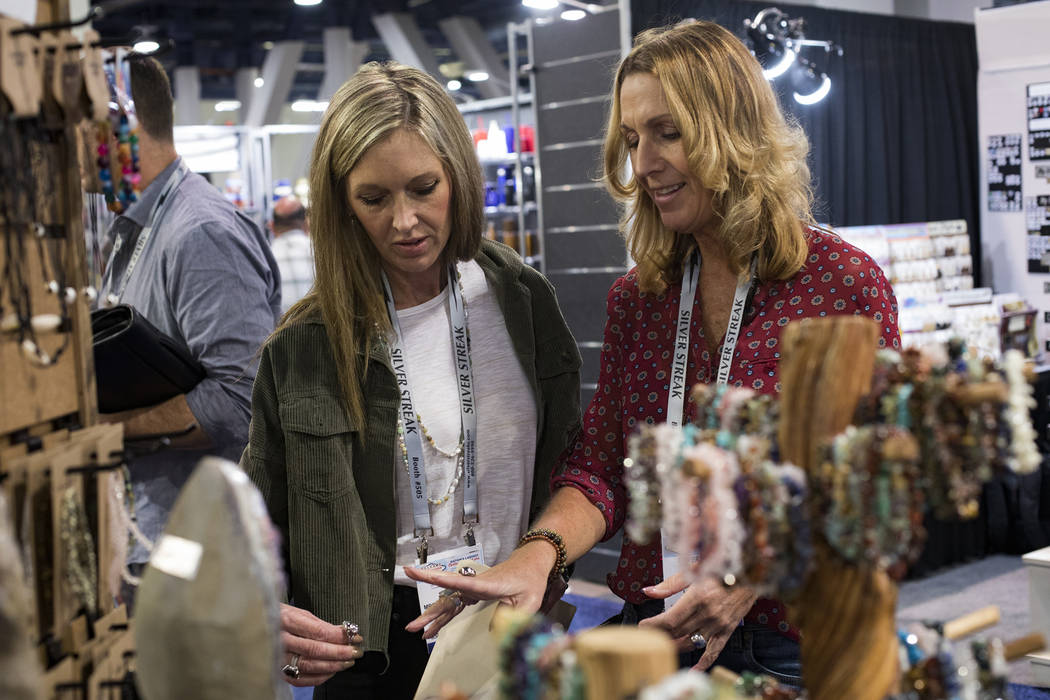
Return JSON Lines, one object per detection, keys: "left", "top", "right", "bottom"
{"left": 897, "top": 554, "right": 1041, "bottom": 687}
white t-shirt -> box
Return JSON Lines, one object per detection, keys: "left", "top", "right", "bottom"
{"left": 392, "top": 260, "right": 537, "bottom": 585}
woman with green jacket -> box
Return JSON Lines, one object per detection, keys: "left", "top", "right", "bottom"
{"left": 240, "top": 62, "right": 581, "bottom": 699}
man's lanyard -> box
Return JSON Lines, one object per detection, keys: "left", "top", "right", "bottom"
{"left": 666, "top": 250, "right": 756, "bottom": 427}
{"left": 101, "top": 162, "right": 189, "bottom": 306}
{"left": 382, "top": 262, "right": 478, "bottom": 563}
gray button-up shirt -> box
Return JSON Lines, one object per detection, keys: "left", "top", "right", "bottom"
{"left": 103, "top": 156, "right": 281, "bottom": 559}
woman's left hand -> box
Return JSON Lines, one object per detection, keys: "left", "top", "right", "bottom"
{"left": 406, "top": 590, "right": 473, "bottom": 640}
{"left": 638, "top": 573, "right": 758, "bottom": 670}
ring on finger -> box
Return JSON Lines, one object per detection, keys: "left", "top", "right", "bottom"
{"left": 342, "top": 621, "right": 359, "bottom": 644}
{"left": 282, "top": 653, "right": 301, "bottom": 679}
{"left": 439, "top": 589, "right": 464, "bottom": 607}
{"left": 689, "top": 632, "right": 707, "bottom": 651}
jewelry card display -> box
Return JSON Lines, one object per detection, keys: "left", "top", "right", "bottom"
{"left": 1028, "top": 82, "right": 1050, "bottom": 162}
{"left": 987, "top": 134, "right": 1023, "bottom": 212}
{"left": 1026, "top": 195, "right": 1050, "bottom": 274}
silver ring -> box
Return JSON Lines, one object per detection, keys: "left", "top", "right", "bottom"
{"left": 342, "top": 621, "right": 359, "bottom": 643}
{"left": 282, "top": 653, "right": 301, "bottom": 679}
{"left": 690, "top": 633, "right": 707, "bottom": 650}
{"left": 459, "top": 566, "right": 477, "bottom": 577}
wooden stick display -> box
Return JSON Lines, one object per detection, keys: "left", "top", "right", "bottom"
{"left": 573, "top": 627, "right": 676, "bottom": 700}
{"left": 777, "top": 316, "right": 900, "bottom": 700}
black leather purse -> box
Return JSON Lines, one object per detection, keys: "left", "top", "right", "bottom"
{"left": 91, "top": 304, "right": 206, "bottom": 413}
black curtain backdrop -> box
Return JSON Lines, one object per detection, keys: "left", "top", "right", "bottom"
{"left": 630, "top": 0, "right": 983, "bottom": 283}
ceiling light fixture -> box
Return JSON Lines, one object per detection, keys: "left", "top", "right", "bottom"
{"left": 446, "top": 79, "right": 462, "bottom": 91}
{"left": 214, "top": 100, "right": 242, "bottom": 112}
{"left": 293, "top": 0, "right": 322, "bottom": 6}
{"left": 793, "top": 74, "right": 831, "bottom": 105}
{"left": 291, "top": 99, "right": 329, "bottom": 112}
{"left": 132, "top": 39, "right": 160, "bottom": 54}
{"left": 254, "top": 77, "right": 265, "bottom": 88}
{"left": 763, "top": 49, "right": 796, "bottom": 80}
{"left": 522, "top": 0, "right": 559, "bottom": 9}
{"left": 465, "top": 70, "right": 489, "bottom": 82}
{"left": 744, "top": 7, "right": 841, "bottom": 103}
{"left": 792, "top": 58, "right": 831, "bottom": 105}
{"left": 561, "top": 9, "right": 586, "bottom": 20}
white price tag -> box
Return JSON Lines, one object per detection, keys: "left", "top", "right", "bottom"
{"left": 149, "top": 534, "right": 204, "bottom": 581}
{"left": 413, "top": 544, "right": 484, "bottom": 650}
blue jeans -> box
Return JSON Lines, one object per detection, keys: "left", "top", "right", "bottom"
{"left": 613, "top": 599, "right": 802, "bottom": 687}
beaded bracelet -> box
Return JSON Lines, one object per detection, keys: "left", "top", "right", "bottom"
{"left": 518, "top": 528, "right": 567, "bottom": 582}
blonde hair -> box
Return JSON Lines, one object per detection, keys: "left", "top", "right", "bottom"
{"left": 277, "top": 62, "right": 485, "bottom": 427}
{"left": 603, "top": 20, "right": 814, "bottom": 293}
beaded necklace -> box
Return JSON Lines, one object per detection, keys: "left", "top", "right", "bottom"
{"left": 393, "top": 273, "right": 469, "bottom": 509}
{"left": 396, "top": 417, "right": 464, "bottom": 506}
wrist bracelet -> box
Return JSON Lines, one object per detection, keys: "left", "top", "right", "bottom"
{"left": 518, "top": 528, "right": 567, "bottom": 582}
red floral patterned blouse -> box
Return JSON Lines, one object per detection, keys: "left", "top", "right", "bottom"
{"left": 553, "top": 229, "right": 901, "bottom": 639}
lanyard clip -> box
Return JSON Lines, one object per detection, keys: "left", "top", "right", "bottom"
{"left": 463, "top": 517, "right": 479, "bottom": 547}
{"left": 415, "top": 528, "right": 433, "bottom": 564}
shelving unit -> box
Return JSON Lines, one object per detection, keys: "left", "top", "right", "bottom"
{"left": 837, "top": 219, "right": 1017, "bottom": 359}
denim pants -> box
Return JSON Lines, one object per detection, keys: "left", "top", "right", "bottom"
{"left": 614, "top": 598, "right": 802, "bottom": 687}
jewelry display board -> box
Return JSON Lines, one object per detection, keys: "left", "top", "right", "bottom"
{"left": 0, "top": 18, "right": 99, "bottom": 439}
{"left": 0, "top": 6, "right": 134, "bottom": 699}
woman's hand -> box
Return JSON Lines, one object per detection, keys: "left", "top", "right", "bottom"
{"left": 280, "top": 603, "right": 364, "bottom": 687}
{"left": 403, "top": 541, "right": 557, "bottom": 632}
{"left": 638, "top": 573, "right": 758, "bottom": 670}
{"left": 403, "top": 589, "right": 472, "bottom": 640}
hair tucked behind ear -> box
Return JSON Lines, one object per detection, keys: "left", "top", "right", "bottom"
{"left": 603, "top": 20, "right": 813, "bottom": 294}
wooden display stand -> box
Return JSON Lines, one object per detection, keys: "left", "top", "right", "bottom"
{"left": 777, "top": 316, "right": 898, "bottom": 700}
{"left": 0, "top": 7, "right": 130, "bottom": 699}
{"left": 573, "top": 627, "right": 676, "bottom": 700}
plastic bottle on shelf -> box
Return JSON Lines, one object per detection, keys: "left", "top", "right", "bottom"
{"left": 502, "top": 217, "right": 519, "bottom": 252}
{"left": 487, "top": 120, "right": 508, "bottom": 157}
{"left": 496, "top": 168, "right": 507, "bottom": 205}
{"left": 485, "top": 184, "right": 500, "bottom": 208}
{"left": 519, "top": 125, "right": 535, "bottom": 153}
{"left": 522, "top": 164, "right": 535, "bottom": 202}
{"left": 503, "top": 164, "right": 516, "bottom": 206}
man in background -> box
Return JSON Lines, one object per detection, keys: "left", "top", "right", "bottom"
{"left": 269, "top": 195, "right": 314, "bottom": 313}
{"left": 99, "top": 54, "right": 281, "bottom": 587}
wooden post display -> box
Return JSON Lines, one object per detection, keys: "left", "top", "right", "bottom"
{"left": 777, "top": 316, "right": 898, "bottom": 700}
{"left": 573, "top": 627, "right": 677, "bottom": 700}
{"left": 0, "top": 9, "right": 133, "bottom": 699}
{"left": 0, "top": 18, "right": 98, "bottom": 442}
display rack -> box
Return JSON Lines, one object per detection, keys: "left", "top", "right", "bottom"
{"left": 835, "top": 220, "right": 1028, "bottom": 358}
{"left": 0, "top": 12, "right": 138, "bottom": 699}
{"left": 459, "top": 94, "right": 541, "bottom": 270}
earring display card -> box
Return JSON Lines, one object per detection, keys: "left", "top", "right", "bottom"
{"left": 0, "top": 228, "right": 80, "bottom": 435}
{"left": 1028, "top": 82, "right": 1050, "bottom": 162}
{"left": 1027, "top": 195, "right": 1050, "bottom": 274}
{"left": 987, "top": 134, "right": 1022, "bottom": 213}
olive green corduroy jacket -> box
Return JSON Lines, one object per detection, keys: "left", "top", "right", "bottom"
{"left": 240, "top": 240, "right": 582, "bottom": 659}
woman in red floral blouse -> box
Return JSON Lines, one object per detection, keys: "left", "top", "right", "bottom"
{"left": 407, "top": 19, "right": 899, "bottom": 682}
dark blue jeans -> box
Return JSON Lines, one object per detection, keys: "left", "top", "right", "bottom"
{"left": 614, "top": 599, "right": 802, "bottom": 687}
